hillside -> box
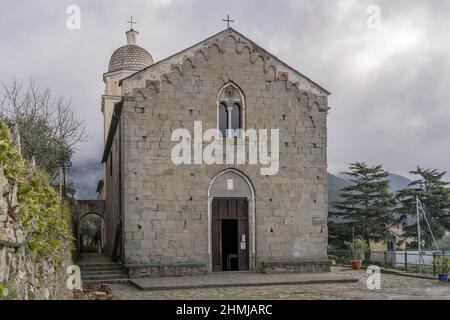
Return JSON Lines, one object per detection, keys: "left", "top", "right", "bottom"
{"left": 328, "top": 173, "right": 412, "bottom": 209}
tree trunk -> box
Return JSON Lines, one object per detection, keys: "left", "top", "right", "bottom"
{"left": 365, "top": 235, "right": 371, "bottom": 252}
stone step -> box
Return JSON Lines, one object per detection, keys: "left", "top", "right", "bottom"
{"left": 81, "top": 274, "right": 128, "bottom": 281}
{"left": 80, "top": 265, "right": 123, "bottom": 272}
{"left": 82, "top": 270, "right": 124, "bottom": 276}
{"left": 78, "top": 263, "right": 121, "bottom": 268}
{"left": 82, "top": 279, "right": 130, "bottom": 285}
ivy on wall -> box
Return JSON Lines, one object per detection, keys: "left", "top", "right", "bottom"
{"left": 0, "top": 119, "right": 73, "bottom": 269}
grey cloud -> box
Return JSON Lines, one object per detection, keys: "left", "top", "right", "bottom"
{"left": 1, "top": 0, "right": 449, "bottom": 197}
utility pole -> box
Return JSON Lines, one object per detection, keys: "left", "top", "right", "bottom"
{"left": 416, "top": 195, "right": 422, "bottom": 273}
{"left": 416, "top": 196, "right": 421, "bottom": 252}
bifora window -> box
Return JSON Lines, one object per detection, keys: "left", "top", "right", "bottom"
{"left": 217, "top": 83, "right": 244, "bottom": 138}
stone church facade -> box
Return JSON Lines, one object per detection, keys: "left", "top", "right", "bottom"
{"left": 100, "top": 27, "right": 331, "bottom": 277}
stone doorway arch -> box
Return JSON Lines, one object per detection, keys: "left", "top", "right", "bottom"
{"left": 207, "top": 169, "right": 256, "bottom": 272}
{"left": 78, "top": 212, "right": 105, "bottom": 253}
{"left": 75, "top": 200, "right": 105, "bottom": 253}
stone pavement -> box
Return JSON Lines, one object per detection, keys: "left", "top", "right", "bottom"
{"left": 111, "top": 267, "right": 450, "bottom": 300}
{"left": 129, "top": 269, "right": 358, "bottom": 291}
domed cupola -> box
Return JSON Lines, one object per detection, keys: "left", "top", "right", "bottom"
{"left": 108, "top": 29, "right": 154, "bottom": 73}
{"left": 102, "top": 22, "right": 154, "bottom": 146}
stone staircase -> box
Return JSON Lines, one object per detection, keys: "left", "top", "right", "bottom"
{"left": 77, "top": 253, "right": 129, "bottom": 284}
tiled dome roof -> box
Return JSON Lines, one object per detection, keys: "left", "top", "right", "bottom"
{"left": 108, "top": 45, "right": 154, "bottom": 72}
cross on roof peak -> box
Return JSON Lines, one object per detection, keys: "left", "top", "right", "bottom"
{"left": 222, "top": 14, "right": 235, "bottom": 29}
{"left": 127, "top": 16, "right": 137, "bottom": 30}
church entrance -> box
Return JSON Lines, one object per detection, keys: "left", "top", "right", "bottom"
{"left": 212, "top": 198, "right": 249, "bottom": 272}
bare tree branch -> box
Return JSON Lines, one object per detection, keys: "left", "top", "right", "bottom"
{"left": 0, "top": 79, "right": 90, "bottom": 173}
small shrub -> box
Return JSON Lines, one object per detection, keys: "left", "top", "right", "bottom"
{"left": 0, "top": 120, "right": 73, "bottom": 265}
{"left": 433, "top": 256, "right": 450, "bottom": 275}
{"left": 345, "top": 239, "right": 368, "bottom": 261}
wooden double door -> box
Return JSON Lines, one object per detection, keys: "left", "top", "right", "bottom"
{"left": 212, "top": 198, "right": 249, "bottom": 272}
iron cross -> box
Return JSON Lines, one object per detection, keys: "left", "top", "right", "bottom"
{"left": 222, "top": 14, "right": 234, "bottom": 28}
{"left": 127, "top": 16, "right": 137, "bottom": 30}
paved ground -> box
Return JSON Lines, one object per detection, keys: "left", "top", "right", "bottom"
{"left": 111, "top": 267, "right": 450, "bottom": 300}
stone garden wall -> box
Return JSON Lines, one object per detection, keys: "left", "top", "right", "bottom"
{"left": 0, "top": 122, "right": 72, "bottom": 300}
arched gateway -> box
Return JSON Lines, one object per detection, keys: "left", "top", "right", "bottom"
{"left": 75, "top": 200, "right": 105, "bottom": 252}
{"left": 207, "top": 169, "right": 256, "bottom": 272}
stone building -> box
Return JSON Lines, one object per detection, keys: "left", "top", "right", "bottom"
{"left": 100, "top": 26, "right": 331, "bottom": 277}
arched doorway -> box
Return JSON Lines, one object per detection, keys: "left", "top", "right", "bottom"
{"left": 78, "top": 212, "right": 105, "bottom": 253}
{"left": 75, "top": 200, "right": 105, "bottom": 253}
{"left": 207, "top": 169, "right": 256, "bottom": 272}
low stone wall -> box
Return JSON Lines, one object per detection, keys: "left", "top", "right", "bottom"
{"left": 258, "top": 260, "right": 331, "bottom": 274}
{"left": 126, "top": 263, "right": 207, "bottom": 278}
{"left": 0, "top": 244, "right": 71, "bottom": 300}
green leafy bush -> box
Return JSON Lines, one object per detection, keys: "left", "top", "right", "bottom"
{"left": 433, "top": 256, "right": 450, "bottom": 275}
{"left": 345, "top": 239, "right": 368, "bottom": 261}
{"left": 0, "top": 281, "right": 17, "bottom": 300}
{"left": 83, "top": 244, "right": 100, "bottom": 253}
{"left": 0, "top": 120, "right": 73, "bottom": 264}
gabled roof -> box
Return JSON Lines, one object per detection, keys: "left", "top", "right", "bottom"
{"left": 119, "top": 27, "right": 330, "bottom": 95}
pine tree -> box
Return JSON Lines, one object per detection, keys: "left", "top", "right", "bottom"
{"left": 396, "top": 167, "right": 450, "bottom": 248}
{"left": 332, "top": 162, "right": 396, "bottom": 248}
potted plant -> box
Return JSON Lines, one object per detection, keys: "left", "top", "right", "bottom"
{"left": 433, "top": 256, "right": 450, "bottom": 283}
{"left": 345, "top": 239, "right": 368, "bottom": 270}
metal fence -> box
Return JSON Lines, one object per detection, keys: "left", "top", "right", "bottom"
{"left": 328, "top": 249, "right": 450, "bottom": 275}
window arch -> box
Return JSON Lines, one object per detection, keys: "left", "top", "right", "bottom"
{"left": 217, "top": 83, "right": 245, "bottom": 138}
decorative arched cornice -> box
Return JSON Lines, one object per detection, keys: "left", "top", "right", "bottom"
{"left": 299, "top": 92, "right": 310, "bottom": 109}
{"left": 223, "top": 34, "right": 238, "bottom": 52}
{"left": 237, "top": 45, "right": 252, "bottom": 55}
{"left": 182, "top": 57, "right": 196, "bottom": 70}
{"left": 194, "top": 49, "right": 209, "bottom": 62}
{"left": 171, "top": 64, "right": 183, "bottom": 77}
{"left": 207, "top": 43, "right": 223, "bottom": 57}
{"left": 252, "top": 53, "right": 266, "bottom": 66}
{"left": 311, "top": 101, "right": 321, "bottom": 111}
{"left": 135, "top": 90, "right": 145, "bottom": 101}
{"left": 161, "top": 74, "right": 173, "bottom": 84}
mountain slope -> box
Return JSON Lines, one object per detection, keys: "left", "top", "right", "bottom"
{"left": 328, "top": 173, "right": 412, "bottom": 209}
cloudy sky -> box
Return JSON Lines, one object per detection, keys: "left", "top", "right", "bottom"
{"left": 1, "top": 0, "right": 449, "bottom": 198}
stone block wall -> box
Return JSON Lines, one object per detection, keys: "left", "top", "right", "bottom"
{"left": 0, "top": 166, "right": 71, "bottom": 300}
{"left": 113, "top": 29, "right": 329, "bottom": 273}
{"left": 104, "top": 128, "right": 122, "bottom": 256}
